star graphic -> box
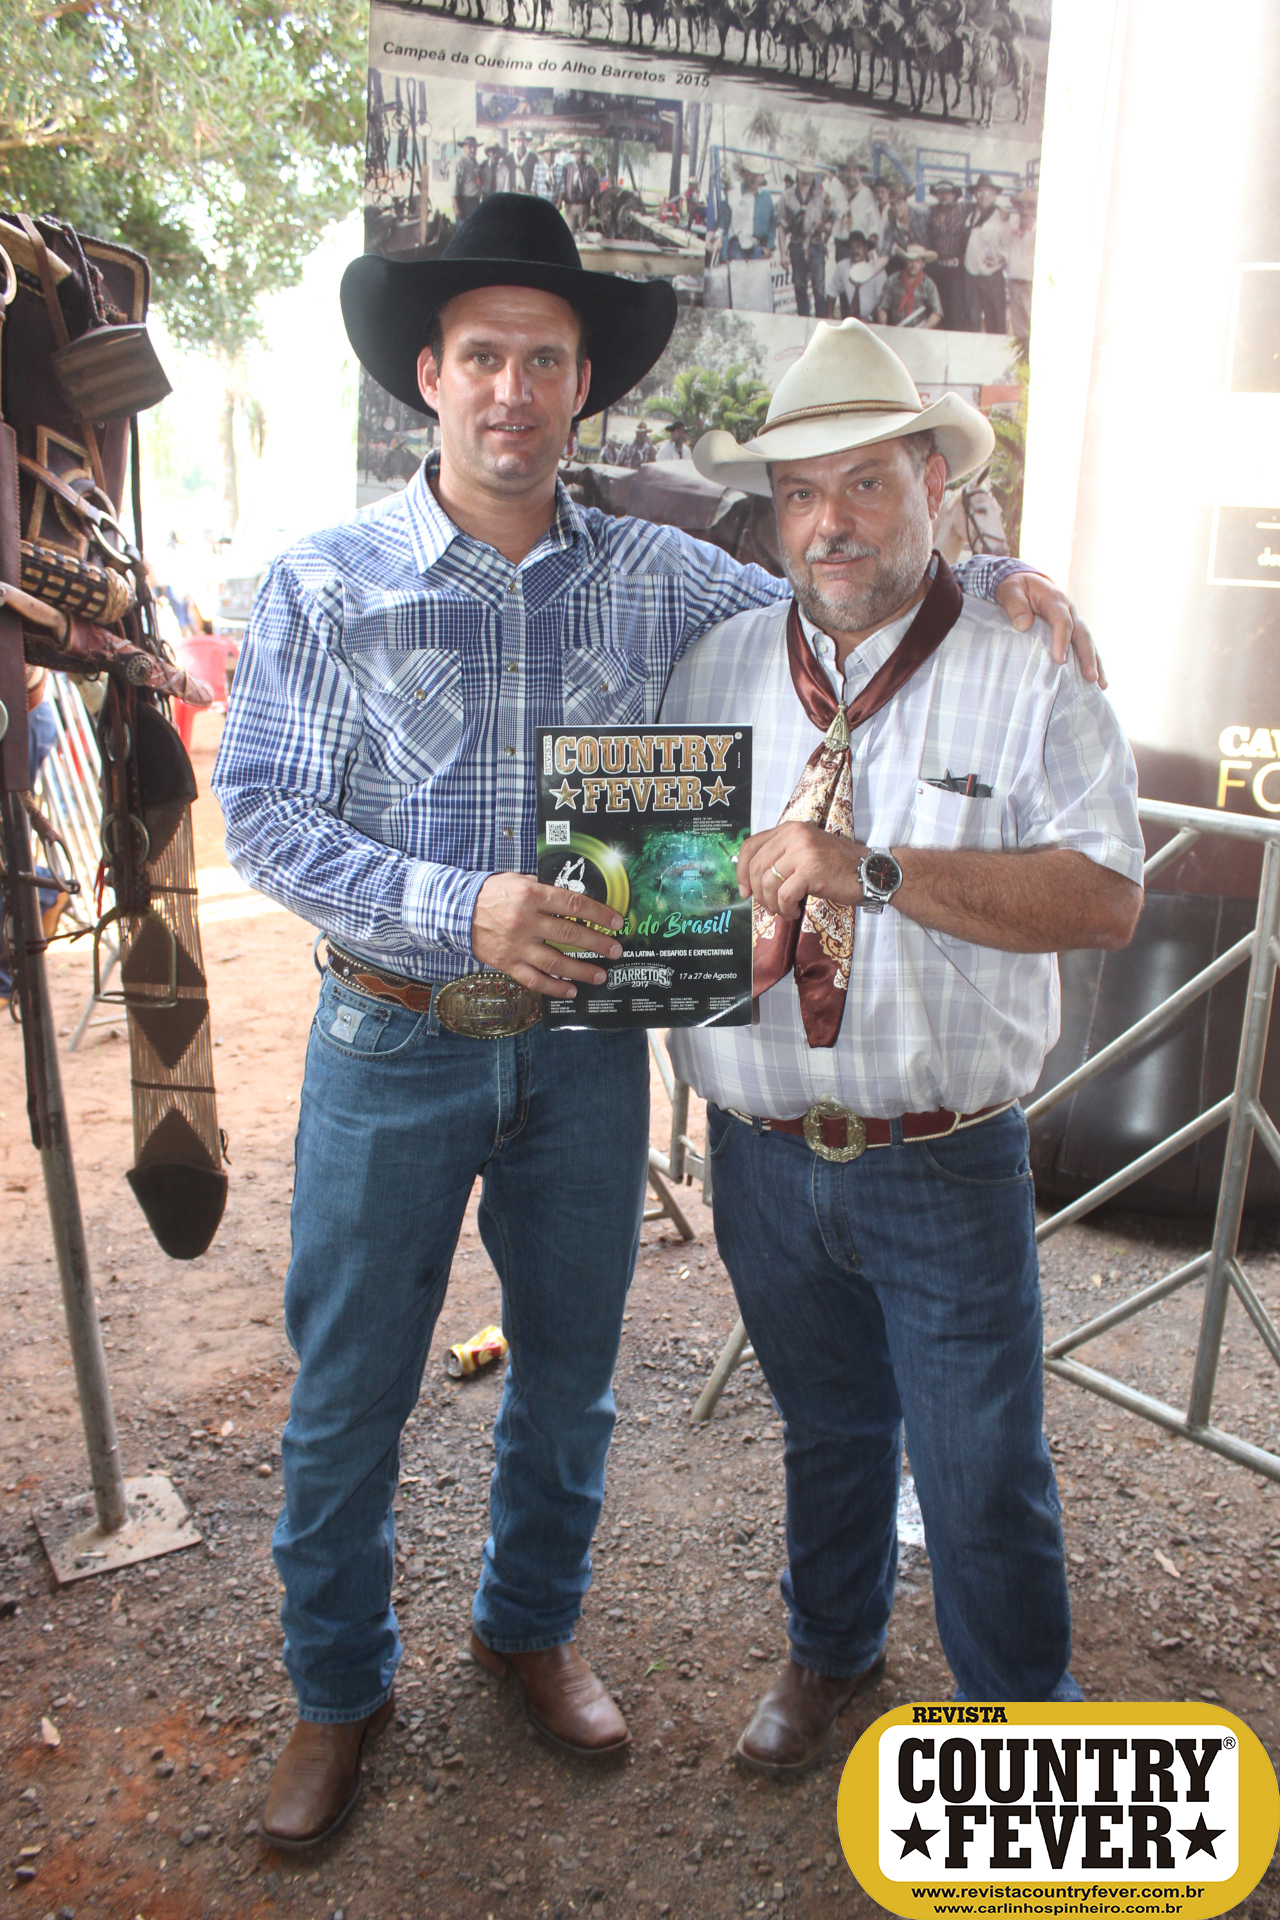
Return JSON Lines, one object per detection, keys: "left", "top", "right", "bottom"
{"left": 892, "top": 1814, "right": 938, "bottom": 1860}
{"left": 550, "top": 778, "right": 579, "bottom": 810}
{"left": 1178, "top": 1815, "right": 1225, "bottom": 1860}
{"left": 705, "top": 777, "right": 735, "bottom": 807}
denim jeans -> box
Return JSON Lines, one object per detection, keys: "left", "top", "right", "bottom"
{"left": 707, "top": 1102, "right": 1078, "bottom": 1702}
{"left": 790, "top": 237, "right": 827, "bottom": 316}
{"left": 274, "top": 969, "right": 650, "bottom": 1722}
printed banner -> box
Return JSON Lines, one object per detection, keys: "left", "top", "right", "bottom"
{"left": 361, "top": 0, "right": 1054, "bottom": 570}
{"left": 838, "top": 1701, "right": 1279, "bottom": 1920}
{"left": 536, "top": 725, "right": 752, "bottom": 1027}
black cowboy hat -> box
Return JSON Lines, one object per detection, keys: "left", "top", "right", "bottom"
{"left": 340, "top": 195, "right": 677, "bottom": 420}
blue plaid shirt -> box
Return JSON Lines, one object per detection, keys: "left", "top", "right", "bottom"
{"left": 212, "top": 459, "right": 1026, "bottom": 982}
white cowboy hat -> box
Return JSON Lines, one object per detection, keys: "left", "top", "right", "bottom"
{"left": 692, "top": 317, "right": 994, "bottom": 497}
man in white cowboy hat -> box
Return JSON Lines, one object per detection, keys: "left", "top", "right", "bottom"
{"left": 875, "top": 242, "right": 943, "bottom": 329}
{"left": 531, "top": 139, "right": 560, "bottom": 203}
{"left": 720, "top": 162, "right": 776, "bottom": 264}
{"left": 661, "top": 319, "right": 1144, "bottom": 1770}
{"left": 215, "top": 188, "right": 1100, "bottom": 1849}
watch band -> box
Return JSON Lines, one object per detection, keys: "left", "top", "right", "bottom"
{"left": 858, "top": 847, "right": 903, "bottom": 913}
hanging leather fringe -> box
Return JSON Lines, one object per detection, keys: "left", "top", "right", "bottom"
{"left": 2, "top": 206, "right": 227, "bottom": 1260}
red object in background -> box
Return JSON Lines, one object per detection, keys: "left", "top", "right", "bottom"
{"left": 173, "top": 633, "right": 239, "bottom": 748}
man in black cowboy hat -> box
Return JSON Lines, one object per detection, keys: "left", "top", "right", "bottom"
{"left": 926, "top": 179, "right": 966, "bottom": 329}
{"left": 214, "top": 196, "right": 1096, "bottom": 1851}
{"left": 962, "top": 173, "right": 1011, "bottom": 334}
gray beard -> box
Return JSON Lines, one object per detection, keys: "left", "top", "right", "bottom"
{"left": 784, "top": 512, "right": 934, "bottom": 640}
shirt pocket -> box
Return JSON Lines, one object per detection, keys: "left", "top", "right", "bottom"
{"left": 906, "top": 781, "right": 1009, "bottom": 853}
{"left": 561, "top": 645, "right": 649, "bottom": 729}
{"left": 356, "top": 647, "right": 466, "bottom": 786}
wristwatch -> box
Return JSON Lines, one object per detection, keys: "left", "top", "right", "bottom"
{"left": 857, "top": 848, "right": 903, "bottom": 914}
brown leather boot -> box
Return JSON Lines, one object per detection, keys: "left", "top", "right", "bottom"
{"left": 469, "top": 1631, "right": 630, "bottom": 1759}
{"left": 259, "top": 1692, "right": 395, "bottom": 1852}
{"left": 734, "top": 1655, "right": 886, "bottom": 1777}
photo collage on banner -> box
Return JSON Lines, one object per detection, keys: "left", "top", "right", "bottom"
{"left": 360, "top": 0, "right": 1052, "bottom": 573}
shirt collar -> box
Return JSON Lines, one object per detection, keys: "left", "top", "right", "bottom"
{"left": 795, "top": 558, "right": 937, "bottom": 695}
{"left": 403, "top": 453, "right": 586, "bottom": 576}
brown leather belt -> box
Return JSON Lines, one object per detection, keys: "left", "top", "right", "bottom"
{"left": 325, "top": 944, "right": 541, "bottom": 1038}
{"left": 726, "top": 1098, "right": 1015, "bottom": 1163}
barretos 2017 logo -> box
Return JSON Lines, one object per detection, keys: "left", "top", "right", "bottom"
{"left": 838, "top": 1704, "right": 1279, "bottom": 1920}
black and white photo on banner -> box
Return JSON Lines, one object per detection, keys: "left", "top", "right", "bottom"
{"left": 359, "top": 0, "right": 1047, "bottom": 522}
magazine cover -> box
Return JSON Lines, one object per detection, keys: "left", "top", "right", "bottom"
{"left": 535, "top": 725, "right": 752, "bottom": 1028}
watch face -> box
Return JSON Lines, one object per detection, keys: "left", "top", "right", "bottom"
{"left": 863, "top": 851, "right": 901, "bottom": 895}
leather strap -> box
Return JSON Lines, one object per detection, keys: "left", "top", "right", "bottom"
{"left": 730, "top": 1101, "right": 1011, "bottom": 1151}
{"left": 16, "top": 214, "right": 107, "bottom": 490}
{"left": 326, "top": 943, "right": 436, "bottom": 1013}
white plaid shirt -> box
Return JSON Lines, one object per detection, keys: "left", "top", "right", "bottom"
{"left": 211, "top": 459, "right": 1029, "bottom": 984}
{"left": 665, "top": 592, "right": 1143, "bottom": 1119}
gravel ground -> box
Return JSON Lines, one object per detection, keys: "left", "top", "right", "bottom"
{"left": 0, "top": 730, "right": 1277, "bottom": 1919}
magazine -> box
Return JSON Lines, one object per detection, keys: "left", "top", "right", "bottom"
{"left": 535, "top": 726, "right": 753, "bottom": 1029}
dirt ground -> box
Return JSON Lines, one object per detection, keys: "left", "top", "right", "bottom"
{"left": 1, "top": 719, "right": 1278, "bottom": 1920}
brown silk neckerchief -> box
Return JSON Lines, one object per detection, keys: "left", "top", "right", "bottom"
{"left": 752, "top": 553, "right": 964, "bottom": 1047}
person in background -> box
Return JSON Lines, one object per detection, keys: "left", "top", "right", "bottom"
{"left": 511, "top": 130, "right": 536, "bottom": 192}
{"left": 560, "top": 145, "right": 600, "bottom": 234}
{"left": 0, "top": 669, "right": 70, "bottom": 1009}
{"left": 876, "top": 244, "right": 944, "bottom": 329}
{"left": 842, "top": 156, "right": 882, "bottom": 245}
{"left": 453, "top": 136, "right": 483, "bottom": 224}
{"left": 722, "top": 164, "right": 776, "bottom": 262}
{"left": 904, "top": 188, "right": 931, "bottom": 248}
{"left": 616, "top": 420, "right": 657, "bottom": 468}
{"left": 531, "top": 141, "right": 560, "bottom": 203}
{"left": 780, "top": 166, "right": 830, "bottom": 319}
{"left": 879, "top": 189, "right": 914, "bottom": 265}
{"left": 657, "top": 419, "right": 691, "bottom": 461}
{"left": 963, "top": 174, "right": 1012, "bottom": 333}
{"left": 926, "top": 179, "right": 967, "bottom": 329}
{"left": 1007, "top": 188, "right": 1038, "bottom": 348}
{"left": 483, "top": 142, "right": 518, "bottom": 198}
{"left": 848, "top": 230, "right": 891, "bottom": 324}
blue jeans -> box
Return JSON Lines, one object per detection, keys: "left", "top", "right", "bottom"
{"left": 707, "top": 1102, "right": 1078, "bottom": 1701}
{"left": 274, "top": 970, "right": 650, "bottom": 1722}
{"left": 790, "top": 237, "right": 827, "bottom": 316}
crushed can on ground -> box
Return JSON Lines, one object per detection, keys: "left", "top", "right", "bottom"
{"left": 446, "top": 1324, "right": 509, "bottom": 1378}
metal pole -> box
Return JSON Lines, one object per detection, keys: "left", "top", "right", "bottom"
{"left": 691, "top": 1316, "right": 751, "bottom": 1423}
{"left": 1187, "top": 839, "right": 1280, "bottom": 1428}
{"left": 669, "top": 1076, "right": 689, "bottom": 1184}
{"left": 0, "top": 790, "right": 127, "bottom": 1533}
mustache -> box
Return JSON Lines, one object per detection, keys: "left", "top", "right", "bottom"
{"left": 803, "top": 537, "right": 879, "bottom": 564}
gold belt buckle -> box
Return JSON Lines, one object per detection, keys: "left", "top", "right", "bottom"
{"left": 802, "top": 1099, "right": 867, "bottom": 1162}
{"left": 434, "top": 972, "right": 541, "bottom": 1039}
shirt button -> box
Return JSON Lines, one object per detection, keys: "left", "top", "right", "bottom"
{"left": 501, "top": 827, "right": 514, "bottom": 839}
{"left": 506, "top": 662, "right": 519, "bottom": 675}
{"left": 504, "top": 744, "right": 516, "bottom": 756}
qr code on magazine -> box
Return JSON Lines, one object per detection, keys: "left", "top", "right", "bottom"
{"left": 546, "top": 820, "right": 570, "bottom": 845}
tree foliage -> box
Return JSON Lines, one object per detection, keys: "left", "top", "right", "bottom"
{"left": 988, "top": 349, "right": 1028, "bottom": 555}
{"left": 0, "top": 2, "right": 367, "bottom": 357}
{"left": 643, "top": 364, "right": 771, "bottom": 444}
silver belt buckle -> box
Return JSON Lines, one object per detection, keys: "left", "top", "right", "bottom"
{"left": 434, "top": 972, "right": 542, "bottom": 1038}
{"left": 802, "top": 1099, "right": 867, "bottom": 1162}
